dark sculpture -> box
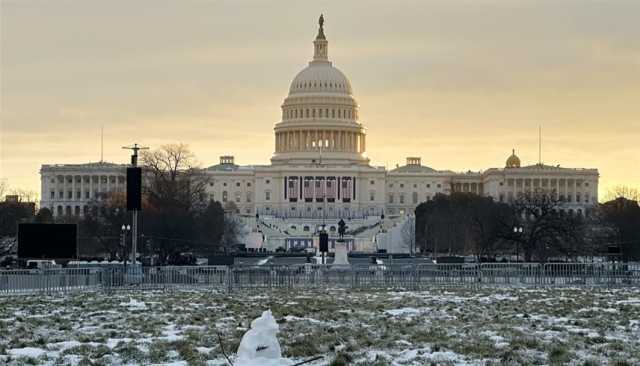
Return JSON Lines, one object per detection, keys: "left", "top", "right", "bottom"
{"left": 337, "top": 219, "right": 346, "bottom": 240}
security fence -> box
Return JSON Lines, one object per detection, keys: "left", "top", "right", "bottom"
{"left": 1, "top": 262, "right": 639, "bottom": 295}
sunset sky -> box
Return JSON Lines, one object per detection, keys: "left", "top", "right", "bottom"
{"left": 1, "top": 0, "right": 639, "bottom": 199}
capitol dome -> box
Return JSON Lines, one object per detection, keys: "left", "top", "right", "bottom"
{"left": 289, "top": 62, "right": 353, "bottom": 95}
{"left": 272, "top": 15, "right": 368, "bottom": 166}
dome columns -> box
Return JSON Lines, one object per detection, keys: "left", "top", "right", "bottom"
{"left": 275, "top": 129, "right": 366, "bottom": 154}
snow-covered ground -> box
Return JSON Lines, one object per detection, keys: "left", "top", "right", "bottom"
{"left": 1, "top": 287, "right": 639, "bottom": 365}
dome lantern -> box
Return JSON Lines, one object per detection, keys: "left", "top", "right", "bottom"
{"left": 313, "top": 14, "right": 328, "bottom": 61}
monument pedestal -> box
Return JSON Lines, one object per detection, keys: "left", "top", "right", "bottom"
{"left": 332, "top": 239, "right": 350, "bottom": 266}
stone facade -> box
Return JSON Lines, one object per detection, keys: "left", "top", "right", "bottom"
{"left": 40, "top": 162, "right": 127, "bottom": 217}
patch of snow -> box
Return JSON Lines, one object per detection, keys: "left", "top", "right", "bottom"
{"left": 8, "top": 347, "right": 47, "bottom": 358}
{"left": 384, "top": 307, "right": 422, "bottom": 316}
{"left": 283, "top": 315, "right": 325, "bottom": 324}
{"left": 616, "top": 298, "right": 640, "bottom": 305}
{"left": 119, "top": 298, "right": 147, "bottom": 310}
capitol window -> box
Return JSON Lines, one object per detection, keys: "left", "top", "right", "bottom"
{"left": 265, "top": 191, "right": 271, "bottom": 201}
{"left": 222, "top": 191, "right": 228, "bottom": 202}
{"left": 389, "top": 194, "right": 394, "bottom": 203}
{"left": 50, "top": 191, "right": 55, "bottom": 199}
{"left": 332, "top": 109, "right": 335, "bottom": 118}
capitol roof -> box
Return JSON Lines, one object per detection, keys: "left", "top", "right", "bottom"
{"left": 287, "top": 14, "right": 353, "bottom": 96}
{"left": 289, "top": 64, "right": 352, "bottom": 95}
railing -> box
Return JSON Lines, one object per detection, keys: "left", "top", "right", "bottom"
{"left": 1, "top": 263, "right": 638, "bottom": 295}
{"left": 0, "top": 268, "right": 103, "bottom": 295}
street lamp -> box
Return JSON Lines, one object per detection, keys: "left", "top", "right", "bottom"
{"left": 121, "top": 224, "right": 131, "bottom": 266}
{"left": 513, "top": 226, "right": 523, "bottom": 262}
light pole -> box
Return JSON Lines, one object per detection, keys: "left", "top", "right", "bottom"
{"left": 513, "top": 226, "right": 523, "bottom": 262}
{"left": 121, "top": 224, "right": 131, "bottom": 268}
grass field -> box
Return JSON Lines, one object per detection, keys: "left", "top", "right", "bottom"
{"left": 1, "top": 287, "right": 639, "bottom": 365}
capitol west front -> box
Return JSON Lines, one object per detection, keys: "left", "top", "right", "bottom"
{"left": 40, "top": 18, "right": 599, "bottom": 253}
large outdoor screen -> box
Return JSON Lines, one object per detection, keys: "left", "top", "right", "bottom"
{"left": 17, "top": 223, "right": 78, "bottom": 259}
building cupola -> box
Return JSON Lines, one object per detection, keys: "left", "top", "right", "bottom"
{"left": 505, "top": 149, "right": 521, "bottom": 168}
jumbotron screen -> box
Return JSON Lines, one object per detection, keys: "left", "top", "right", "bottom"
{"left": 17, "top": 223, "right": 78, "bottom": 259}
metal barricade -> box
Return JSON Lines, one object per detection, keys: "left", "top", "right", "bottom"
{"left": 1, "top": 262, "right": 639, "bottom": 295}
{"left": 0, "top": 268, "right": 103, "bottom": 295}
{"left": 480, "top": 263, "right": 543, "bottom": 286}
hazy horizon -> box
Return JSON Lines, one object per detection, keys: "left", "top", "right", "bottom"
{"left": 2, "top": 0, "right": 639, "bottom": 199}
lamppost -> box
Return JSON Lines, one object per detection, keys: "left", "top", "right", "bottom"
{"left": 121, "top": 224, "right": 131, "bottom": 268}
{"left": 513, "top": 226, "right": 523, "bottom": 262}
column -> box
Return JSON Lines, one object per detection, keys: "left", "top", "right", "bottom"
{"left": 331, "top": 130, "right": 336, "bottom": 150}
{"left": 351, "top": 132, "right": 356, "bottom": 152}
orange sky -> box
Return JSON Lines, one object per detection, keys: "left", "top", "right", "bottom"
{"left": 1, "top": 0, "right": 639, "bottom": 200}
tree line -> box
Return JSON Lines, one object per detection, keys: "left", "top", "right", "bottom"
{"left": 415, "top": 189, "right": 640, "bottom": 262}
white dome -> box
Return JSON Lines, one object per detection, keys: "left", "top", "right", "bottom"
{"left": 289, "top": 61, "right": 353, "bottom": 95}
{"left": 272, "top": 15, "right": 369, "bottom": 167}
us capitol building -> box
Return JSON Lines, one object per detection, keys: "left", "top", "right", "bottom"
{"left": 40, "top": 16, "right": 599, "bottom": 252}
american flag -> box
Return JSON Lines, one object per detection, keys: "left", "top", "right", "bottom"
{"left": 315, "top": 177, "right": 325, "bottom": 199}
{"left": 342, "top": 177, "right": 352, "bottom": 200}
{"left": 303, "top": 177, "right": 314, "bottom": 200}
{"left": 326, "top": 177, "right": 336, "bottom": 199}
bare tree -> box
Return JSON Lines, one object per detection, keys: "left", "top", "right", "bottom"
{"left": 78, "top": 192, "right": 129, "bottom": 259}
{"left": 220, "top": 215, "right": 246, "bottom": 253}
{"left": 9, "top": 188, "right": 39, "bottom": 203}
{"left": 0, "top": 179, "right": 8, "bottom": 199}
{"left": 400, "top": 215, "right": 416, "bottom": 255}
{"left": 141, "top": 143, "right": 210, "bottom": 210}
{"left": 510, "top": 188, "right": 584, "bottom": 262}
{"left": 605, "top": 185, "right": 640, "bottom": 202}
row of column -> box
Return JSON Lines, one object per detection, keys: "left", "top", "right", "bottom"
{"left": 276, "top": 130, "right": 365, "bottom": 153}
{"left": 507, "top": 178, "right": 589, "bottom": 202}
{"left": 45, "top": 174, "right": 125, "bottom": 202}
